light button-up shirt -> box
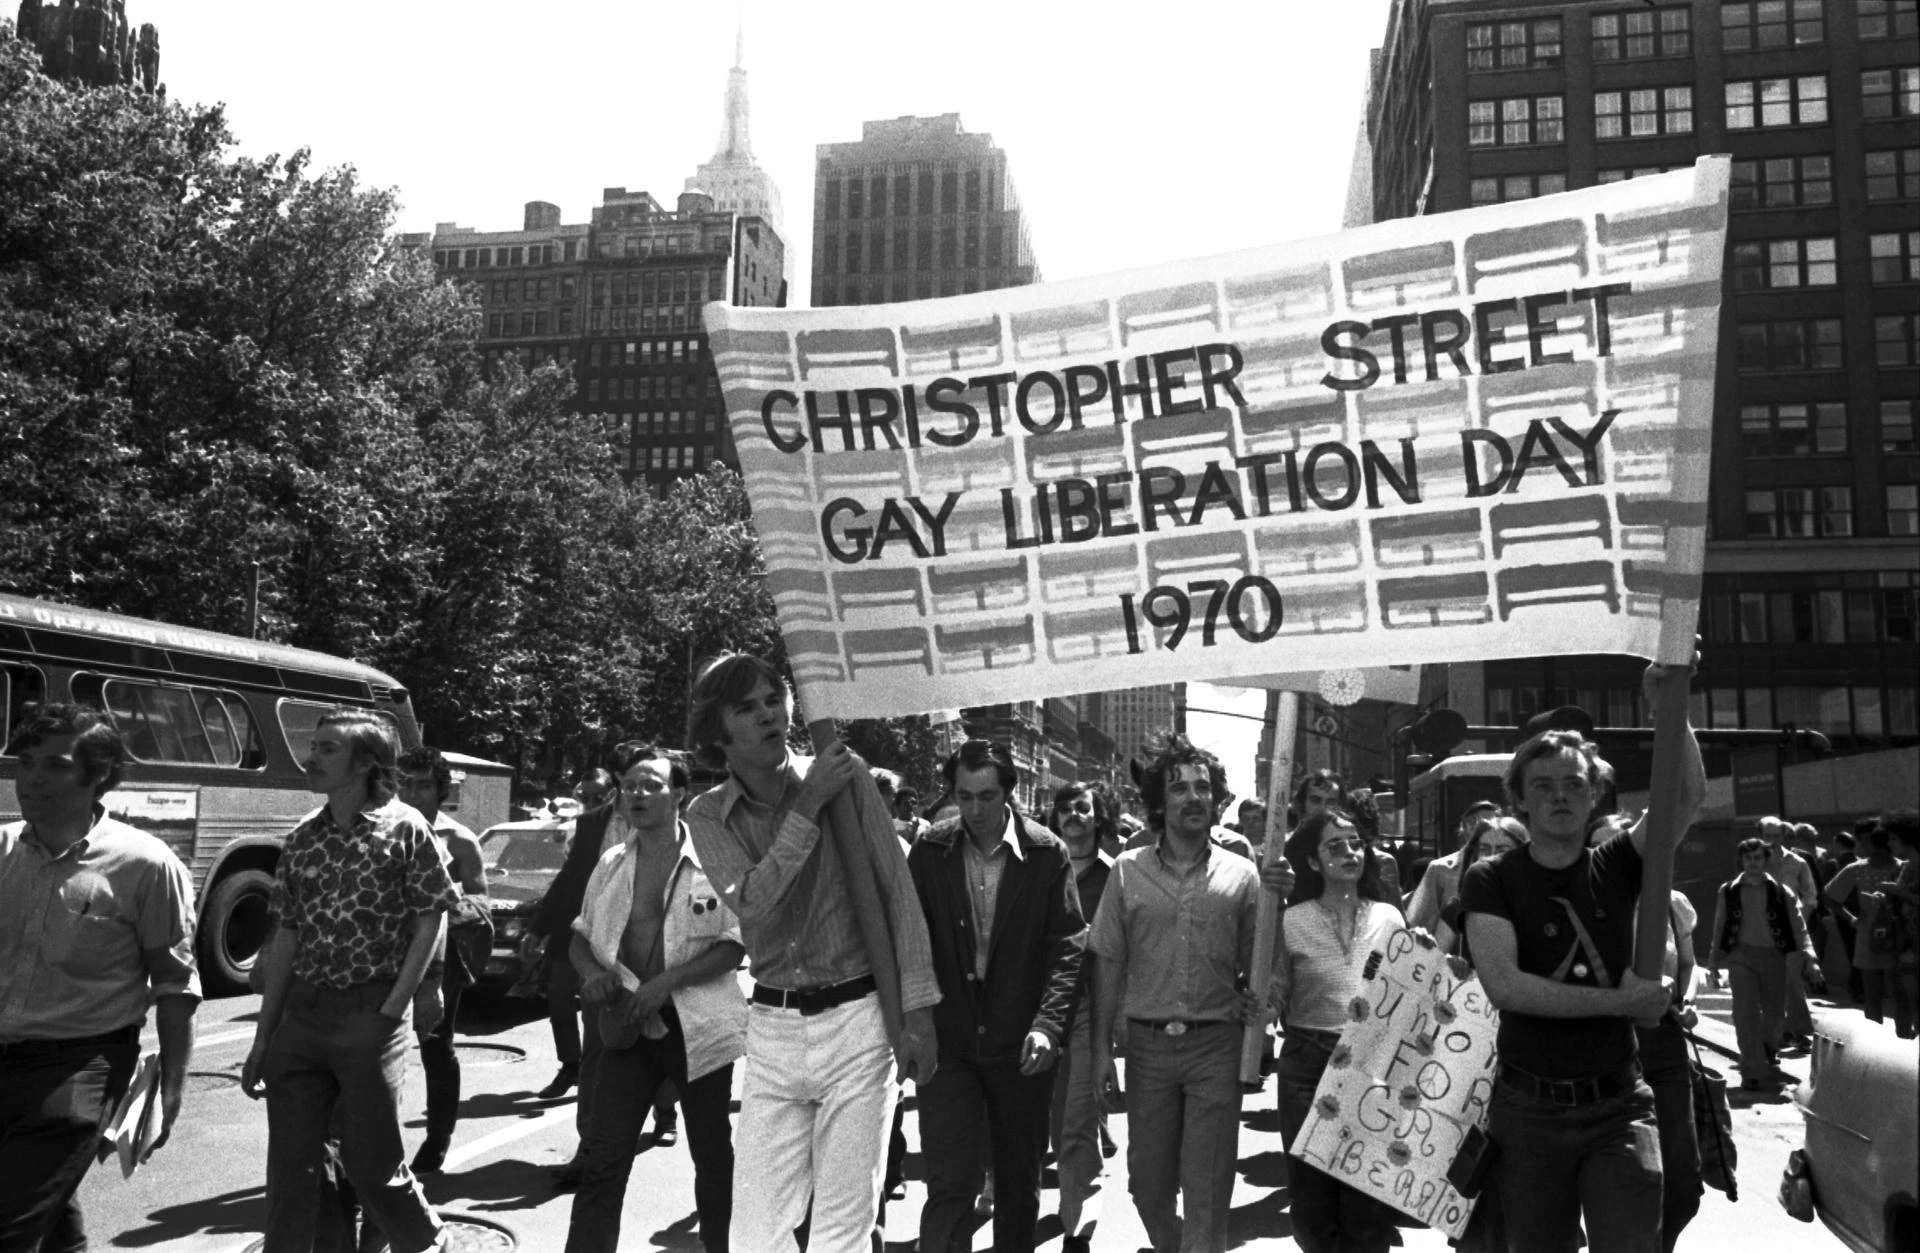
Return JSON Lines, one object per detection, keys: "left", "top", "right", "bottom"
{"left": 0, "top": 812, "right": 200, "bottom": 1043}
{"left": 1087, "top": 838, "right": 1259, "bottom": 1024}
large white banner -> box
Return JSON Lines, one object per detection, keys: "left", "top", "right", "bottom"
{"left": 1288, "top": 926, "right": 1502, "bottom": 1239}
{"left": 708, "top": 159, "right": 1728, "bottom": 720}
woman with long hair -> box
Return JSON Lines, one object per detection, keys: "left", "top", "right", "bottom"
{"left": 1268, "top": 807, "right": 1406, "bottom": 1253}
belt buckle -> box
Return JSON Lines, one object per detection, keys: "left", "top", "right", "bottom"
{"left": 1164, "top": 1021, "right": 1188, "bottom": 1037}
{"left": 1547, "top": 1078, "right": 1579, "bottom": 1107}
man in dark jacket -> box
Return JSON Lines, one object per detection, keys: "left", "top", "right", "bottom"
{"left": 907, "top": 740, "right": 1085, "bottom": 1253}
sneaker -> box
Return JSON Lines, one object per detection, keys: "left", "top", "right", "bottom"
{"left": 537, "top": 1064, "right": 579, "bottom": 1100}
{"left": 652, "top": 1108, "right": 678, "bottom": 1148}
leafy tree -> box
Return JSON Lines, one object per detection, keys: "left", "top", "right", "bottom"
{"left": 0, "top": 31, "right": 786, "bottom": 779}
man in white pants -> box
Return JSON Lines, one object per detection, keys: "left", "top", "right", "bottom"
{"left": 684, "top": 653, "right": 940, "bottom": 1251}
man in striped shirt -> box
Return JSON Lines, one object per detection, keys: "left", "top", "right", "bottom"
{"left": 684, "top": 653, "right": 940, "bottom": 1253}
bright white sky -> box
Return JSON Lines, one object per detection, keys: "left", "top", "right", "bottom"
{"left": 134, "top": 0, "right": 1398, "bottom": 797}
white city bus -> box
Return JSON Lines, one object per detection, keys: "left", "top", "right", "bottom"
{"left": 0, "top": 592, "right": 421, "bottom": 994}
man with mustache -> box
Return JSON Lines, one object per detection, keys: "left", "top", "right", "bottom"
{"left": 1088, "top": 732, "right": 1284, "bottom": 1252}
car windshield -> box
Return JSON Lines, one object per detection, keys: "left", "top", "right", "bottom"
{"left": 482, "top": 827, "right": 569, "bottom": 873}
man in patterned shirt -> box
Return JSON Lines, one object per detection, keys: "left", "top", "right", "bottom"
{"left": 242, "top": 709, "right": 459, "bottom": 1253}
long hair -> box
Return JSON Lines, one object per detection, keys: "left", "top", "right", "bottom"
{"left": 316, "top": 708, "right": 400, "bottom": 804}
{"left": 1284, "top": 807, "right": 1393, "bottom": 906}
{"left": 1461, "top": 815, "right": 1528, "bottom": 867}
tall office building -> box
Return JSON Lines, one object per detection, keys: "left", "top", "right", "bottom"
{"left": 686, "top": 28, "right": 786, "bottom": 244}
{"left": 810, "top": 113, "right": 1041, "bottom": 307}
{"left": 418, "top": 47, "right": 787, "bottom": 497}
{"left": 1365, "top": 0, "right": 1918, "bottom": 772}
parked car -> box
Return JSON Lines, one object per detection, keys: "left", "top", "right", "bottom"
{"left": 1779, "top": 1008, "right": 1920, "bottom": 1252}
{"left": 472, "top": 818, "right": 572, "bottom": 990}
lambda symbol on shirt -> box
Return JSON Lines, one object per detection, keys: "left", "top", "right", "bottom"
{"left": 1546, "top": 897, "right": 1612, "bottom": 986}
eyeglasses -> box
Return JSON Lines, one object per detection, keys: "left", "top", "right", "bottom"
{"left": 1318, "top": 838, "right": 1367, "bottom": 856}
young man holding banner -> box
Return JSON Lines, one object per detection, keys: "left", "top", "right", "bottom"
{"left": 1088, "top": 733, "right": 1289, "bottom": 1253}
{"left": 682, "top": 653, "right": 940, "bottom": 1252}
{"left": 1460, "top": 663, "right": 1704, "bottom": 1253}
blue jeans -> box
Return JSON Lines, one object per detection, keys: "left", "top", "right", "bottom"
{"left": 263, "top": 979, "right": 442, "bottom": 1253}
{"left": 1487, "top": 1073, "right": 1662, "bottom": 1253}
{"left": 1048, "top": 1013, "right": 1107, "bottom": 1241}
{"left": 1123, "top": 1020, "right": 1242, "bottom": 1253}
{"left": 1276, "top": 1031, "right": 1397, "bottom": 1253}
{"left": 0, "top": 1037, "right": 138, "bottom": 1253}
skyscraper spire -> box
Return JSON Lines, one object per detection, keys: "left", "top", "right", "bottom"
{"left": 685, "top": 20, "right": 785, "bottom": 241}
{"left": 714, "top": 21, "right": 753, "bottom": 162}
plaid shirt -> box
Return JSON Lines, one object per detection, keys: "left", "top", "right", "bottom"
{"left": 271, "top": 797, "right": 459, "bottom": 989}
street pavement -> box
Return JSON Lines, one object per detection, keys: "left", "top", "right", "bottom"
{"left": 75, "top": 983, "right": 1860, "bottom": 1252}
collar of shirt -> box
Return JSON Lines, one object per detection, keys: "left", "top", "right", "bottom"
{"left": 20, "top": 804, "right": 109, "bottom": 862}
{"left": 717, "top": 756, "right": 804, "bottom": 821}
{"left": 1152, "top": 832, "right": 1214, "bottom": 874}
{"left": 960, "top": 807, "right": 1023, "bottom": 862}
{"left": 620, "top": 819, "right": 702, "bottom": 872}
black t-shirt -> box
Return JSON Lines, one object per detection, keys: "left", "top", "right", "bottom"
{"left": 1458, "top": 832, "right": 1644, "bottom": 1078}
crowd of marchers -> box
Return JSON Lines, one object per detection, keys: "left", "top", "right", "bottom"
{"left": 3, "top": 656, "right": 1918, "bottom": 1253}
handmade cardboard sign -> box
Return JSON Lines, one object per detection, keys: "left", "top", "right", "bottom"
{"left": 1287, "top": 925, "right": 1501, "bottom": 1238}
{"left": 706, "top": 159, "right": 1727, "bottom": 720}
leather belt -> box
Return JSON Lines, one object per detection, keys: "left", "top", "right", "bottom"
{"left": 751, "top": 974, "right": 877, "bottom": 1016}
{"left": 1498, "top": 1061, "right": 1641, "bottom": 1107}
{"left": 1130, "top": 1018, "right": 1228, "bottom": 1037}
{"left": 0, "top": 1023, "right": 140, "bottom": 1060}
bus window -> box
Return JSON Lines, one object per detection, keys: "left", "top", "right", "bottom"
{"left": 0, "top": 664, "right": 46, "bottom": 751}
{"left": 200, "top": 691, "right": 265, "bottom": 769}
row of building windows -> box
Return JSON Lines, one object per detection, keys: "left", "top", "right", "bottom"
{"left": 1589, "top": 148, "right": 1918, "bottom": 204}
{"left": 436, "top": 243, "right": 574, "bottom": 269}
{"left": 585, "top": 376, "right": 717, "bottom": 403}
{"left": 486, "top": 309, "right": 575, "bottom": 338}
{"left": 821, "top": 166, "right": 988, "bottom": 221}
{"left": 814, "top": 273, "right": 1023, "bottom": 305}
{"left": 586, "top": 339, "right": 704, "bottom": 367}
{"left": 1467, "top": 71, "right": 1918, "bottom": 146}
{"left": 1742, "top": 484, "right": 1920, "bottom": 535}
{"left": 1485, "top": 680, "right": 1919, "bottom": 740}
{"left": 1728, "top": 232, "right": 1920, "bottom": 286}
{"left": 484, "top": 277, "right": 577, "bottom": 305}
{"left": 1467, "top": 2, "right": 1916, "bottom": 73}
{"left": 1739, "top": 398, "right": 1916, "bottom": 455}
{"left": 1735, "top": 315, "right": 1920, "bottom": 370}
{"left": 822, "top": 224, "right": 1007, "bottom": 274}
{"left": 1705, "top": 572, "right": 1919, "bottom": 645}
{"left": 592, "top": 409, "right": 718, "bottom": 437}
{"left": 589, "top": 268, "right": 723, "bottom": 308}
{"left": 589, "top": 307, "right": 704, "bottom": 333}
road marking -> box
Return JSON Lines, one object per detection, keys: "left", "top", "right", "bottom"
{"left": 440, "top": 1101, "right": 576, "bottom": 1173}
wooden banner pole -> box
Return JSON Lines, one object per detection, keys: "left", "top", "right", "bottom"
{"left": 1631, "top": 667, "right": 1695, "bottom": 1002}
{"left": 806, "top": 719, "right": 905, "bottom": 1050}
{"left": 1241, "top": 689, "right": 1299, "bottom": 1087}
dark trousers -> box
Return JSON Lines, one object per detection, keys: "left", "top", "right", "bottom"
{"left": 564, "top": 1004, "right": 733, "bottom": 1253}
{"left": 916, "top": 1055, "right": 1053, "bottom": 1253}
{"left": 1487, "top": 1074, "right": 1663, "bottom": 1253}
{"left": 263, "top": 979, "right": 442, "bottom": 1253}
{"left": 1635, "top": 1015, "right": 1701, "bottom": 1253}
{"left": 547, "top": 954, "right": 583, "bottom": 1069}
{"left": 1276, "top": 1031, "right": 1397, "bottom": 1253}
{"left": 417, "top": 981, "right": 464, "bottom": 1143}
{"left": 0, "top": 1039, "right": 138, "bottom": 1253}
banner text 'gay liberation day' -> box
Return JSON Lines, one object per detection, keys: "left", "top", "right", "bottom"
{"left": 707, "top": 158, "right": 1729, "bottom": 721}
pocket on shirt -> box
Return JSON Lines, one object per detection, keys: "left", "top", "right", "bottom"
{"left": 45, "top": 901, "right": 135, "bottom": 968}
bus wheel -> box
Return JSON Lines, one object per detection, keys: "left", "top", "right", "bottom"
{"left": 200, "top": 869, "right": 276, "bottom": 997}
